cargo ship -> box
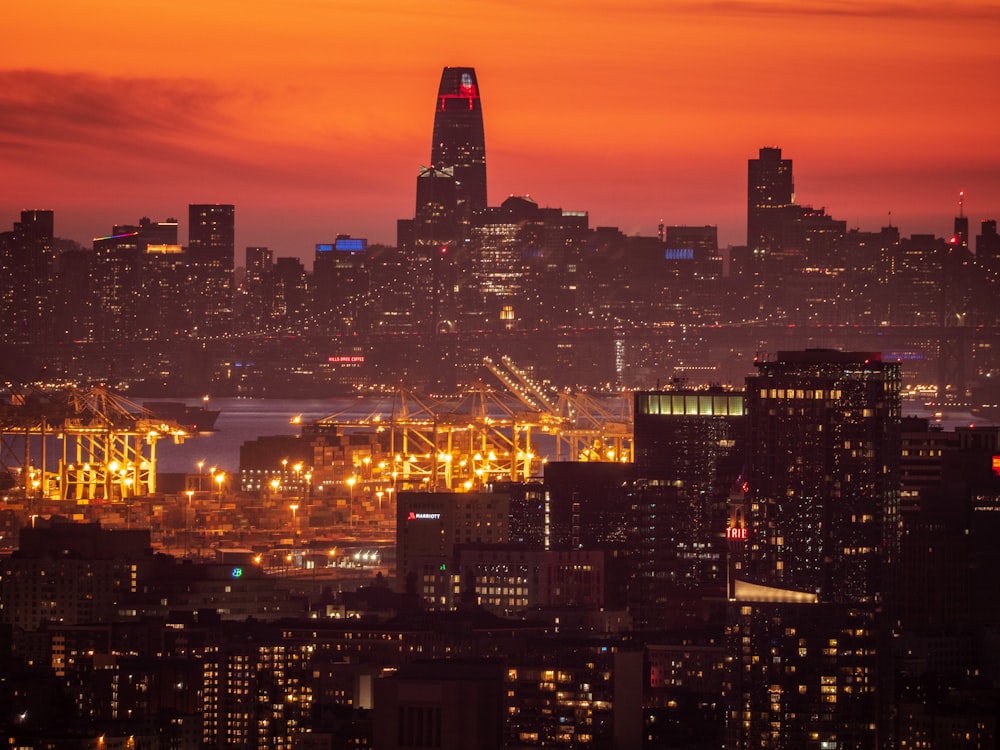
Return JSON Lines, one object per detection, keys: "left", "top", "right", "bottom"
{"left": 142, "top": 401, "right": 221, "bottom": 432}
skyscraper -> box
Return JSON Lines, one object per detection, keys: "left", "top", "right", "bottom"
{"left": 188, "top": 204, "right": 235, "bottom": 259}
{"left": 740, "top": 350, "right": 901, "bottom": 602}
{"left": 429, "top": 66, "right": 487, "bottom": 228}
{"left": 747, "top": 147, "right": 793, "bottom": 254}
{"left": 408, "top": 68, "right": 487, "bottom": 390}
{"left": 629, "top": 388, "right": 745, "bottom": 629}
{"left": 727, "top": 350, "right": 901, "bottom": 749}
{"left": 0, "top": 209, "right": 55, "bottom": 345}
{"left": 188, "top": 204, "right": 235, "bottom": 337}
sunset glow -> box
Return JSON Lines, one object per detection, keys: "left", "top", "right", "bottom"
{"left": 4, "top": 0, "right": 1000, "bottom": 256}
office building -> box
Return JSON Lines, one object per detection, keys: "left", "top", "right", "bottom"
{"left": 188, "top": 203, "right": 235, "bottom": 337}
{"left": 747, "top": 147, "right": 793, "bottom": 254}
{"left": 630, "top": 388, "right": 745, "bottom": 629}
{"left": 238, "top": 245, "right": 272, "bottom": 333}
{"left": 313, "top": 236, "right": 370, "bottom": 336}
{"left": 395, "top": 491, "right": 509, "bottom": 608}
{"left": 0, "top": 209, "right": 55, "bottom": 345}
{"left": 88, "top": 217, "right": 187, "bottom": 342}
{"left": 429, "top": 66, "right": 487, "bottom": 230}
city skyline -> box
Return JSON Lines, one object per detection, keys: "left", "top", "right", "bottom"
{"left": 4, "top": 1, "right": 1000, "bottom": 260}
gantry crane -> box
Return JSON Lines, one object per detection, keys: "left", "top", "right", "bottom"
{"left": 307, "top": 358, "right": 633, "bottom": 494}
{"left": 0, "top": 382, "right": 189, "bottom": 501}
{"left": 483, "top": 356, "right": 633, "bottom": 462}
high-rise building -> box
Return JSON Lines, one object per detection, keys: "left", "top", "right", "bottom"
{"left": 726, "top": 350, "right": 901, "bottom": 749}
{"left": 188, "top": 203, "right": 235, "bottom": 337}
{"left": 271, "top": 256, "right": 308, "bottom": 333}
{"left": 739, "top": 350, "right": 901, "bottom": 602}
{"left": 313, "top": 236, "right": 370, "bottom": 336}
{"left": 977, "top": 218, "right": 1000, "bottom": 260}
{"left": 395, "top": 491, "right": 509, "bottom": 608}
{"left": 92, "top": 218, "right": 185, "bottom": 341}
{"left": 429, "top": 66, "right": 487, "bottom": 229}
{"left": 240, "top": 246, "right": 273, "bottom": 334}
{"left": 0, "top": 209, "right": 55, "bottom": 345}
{"left": 629, "top": 388, "right": 745, "bottom": 629}
{"left": 188, "top": 204, "right": 235, "bottom": 258}
{"left": 396, "top": 68, "right": 489, "bottom": 390}
{"left": 747, "top": 147, "right": 793, "bottom": 254}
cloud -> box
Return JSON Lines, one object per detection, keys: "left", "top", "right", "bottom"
{"left": 0, "top": 69, "right": 399, "bottom": 195}
{"left": 481, "top": 0, "right": 1000, "bottom": 20}
{"left": 683, "top": 0, "right": 1000, "bottom": 19}
{"left": 0, "top": 70, "right": 227, "bottom": 154}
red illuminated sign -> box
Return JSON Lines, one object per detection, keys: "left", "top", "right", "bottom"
{"left": 328, "top": 356, "right": 365, "bottom": 364}
{"left": 726, "top": 527, "right": 748, "bottom": 541}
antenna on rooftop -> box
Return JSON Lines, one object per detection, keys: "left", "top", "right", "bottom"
{"left": 959, "top": 191, "right": 965, "bottom": 218}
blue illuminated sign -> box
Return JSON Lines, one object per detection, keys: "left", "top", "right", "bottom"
{"left": 335, "top": 238, "right": 367, "bottom": 251}
{"left": 231, "top": 567, "right": 243, "bottom": 578}
{"left": 664, "top": 248, "right": 694, "bottom": 260}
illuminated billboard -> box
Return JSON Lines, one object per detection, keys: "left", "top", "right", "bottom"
{"left": 335, "top": 237, "right": 367, "bottom": 251}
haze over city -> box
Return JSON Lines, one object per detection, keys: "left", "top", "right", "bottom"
{"left": 7, "top": 4, "right": 1000, "bottom": 744}
{"left": 5, "top": 0, "right": 1000, "bottom": 258}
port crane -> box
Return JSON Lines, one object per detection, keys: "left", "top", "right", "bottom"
{"left": 0, "top": 382, "right": 189, "bottom": 501}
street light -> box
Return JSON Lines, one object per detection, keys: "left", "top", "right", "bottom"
{"left": 289, "top": 503, "right": 299, "bottom": 535}
{"left": 346, "top": 476, "right": 357, "bottom": 527}
{"left": 215, "top": 472, "right": 225, "bottom": 501}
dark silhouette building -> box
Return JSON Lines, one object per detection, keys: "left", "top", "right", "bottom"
{"left": 0, "top": 209, "right": 55, "bottom": 345}
{"left": 629, "top": 388, "right": 745, "bottom": 629}
{"left": 747, "top": 147, "right": 793, "bottom": 254}
{"left": 429, "top": 66, "right": 487, "bottom": 231}
{"left": 727, "top": 350, "right": 901, "bottom": 749}
{"left": 740, "top": 350, "right": 901, "bottom": 601}
{"left": 188, "top": 203, "right": 235, "bottom": 337}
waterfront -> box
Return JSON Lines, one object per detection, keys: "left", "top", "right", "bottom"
{"left": 155, "top": 394, "right": 1000, "bottom": 478}
{"left": 155, "top": 396, "right": 362, "bottom": 474}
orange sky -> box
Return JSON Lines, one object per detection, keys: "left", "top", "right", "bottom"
{"left": 4, "top": 1, "right": 1000, "bottom": 259}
